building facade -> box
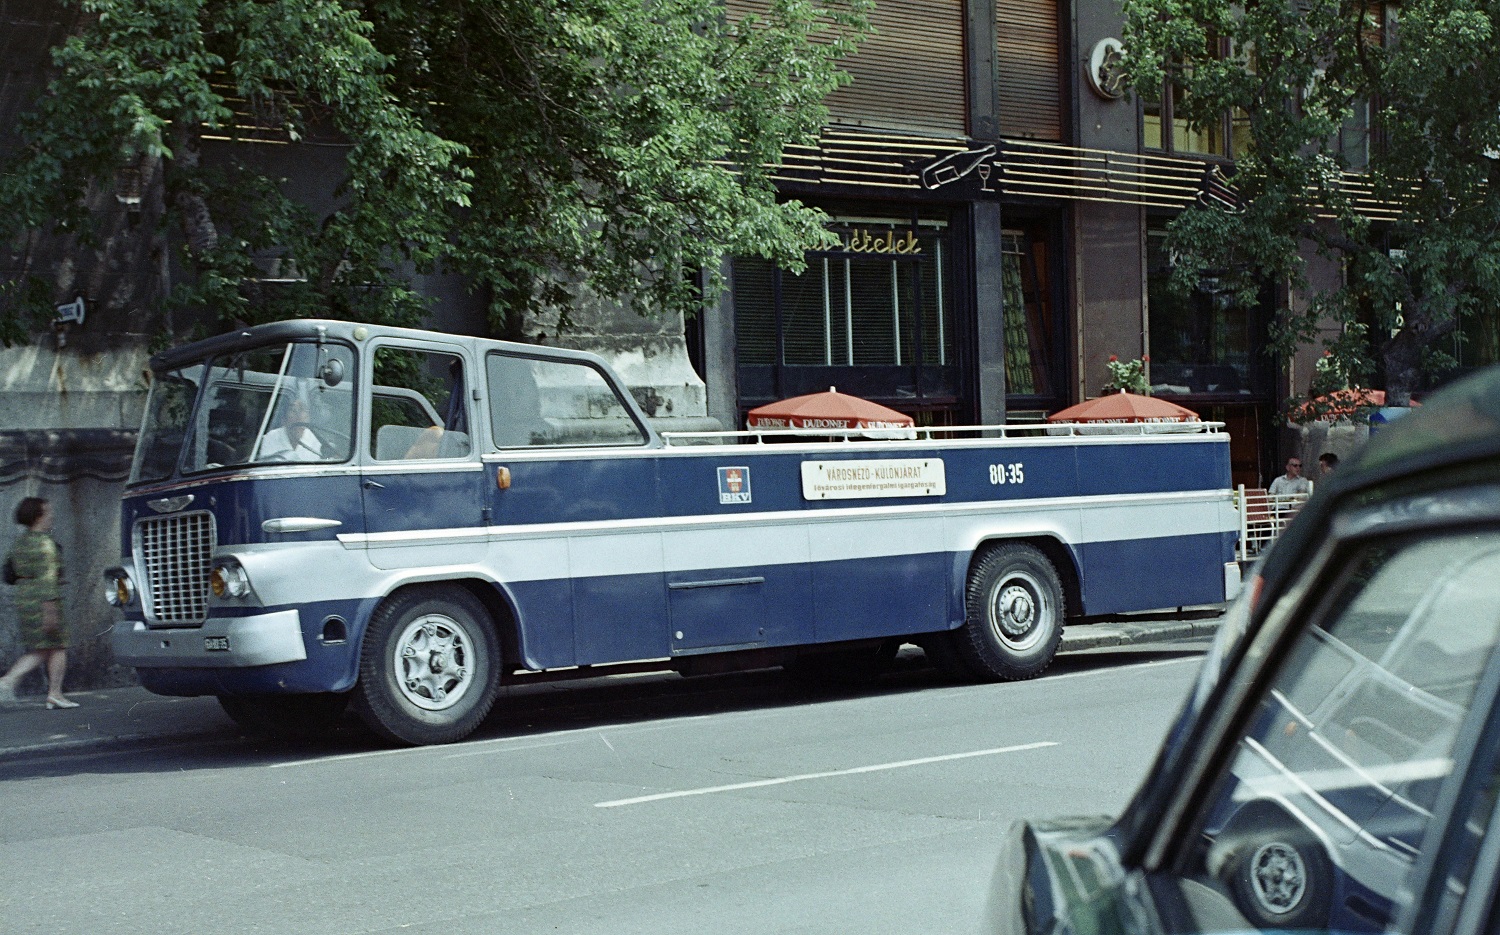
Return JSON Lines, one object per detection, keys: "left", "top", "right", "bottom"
{"left": 697, "top": 0, "right": 1332, "bottom": 489}
{"left": 0, "top": 0, "right": 1344, "bottom": 685}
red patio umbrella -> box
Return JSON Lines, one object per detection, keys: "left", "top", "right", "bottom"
{"left": 1047, "top": 390, "right": 1199, "bottom": 424}
{"left": 1295, "top": 387, "right": 1386, "bottom": 421}
{"left": 747, "top": 388, "right": 914, "bottom": 430}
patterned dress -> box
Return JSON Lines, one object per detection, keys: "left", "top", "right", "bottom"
{"left": 11, "top": 529, "right": 63, "bottom": 650}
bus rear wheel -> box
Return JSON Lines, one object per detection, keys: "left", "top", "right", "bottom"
{"left": 1228, "top": 828, "right": 1332, "bottom": 929}
{"left": 352, "top": 585, "right": 500, "bottom": 745}
{"left": 956, "top": 543, "right": 1065, "bottom": 680}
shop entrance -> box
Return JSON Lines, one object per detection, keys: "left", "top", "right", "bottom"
{"left": 733, "top": 211, "right": 966, "bottom": 424}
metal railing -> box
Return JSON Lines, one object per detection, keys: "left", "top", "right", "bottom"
{"left": 662, "top": 420, "right": 1226, "bottom": 446}
{"left": 1234, "top": 484, "right": 1313, "bottom": 562}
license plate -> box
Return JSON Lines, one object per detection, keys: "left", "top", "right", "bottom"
{"left": 204, "top": 636, "right": 230, "bottom": 652}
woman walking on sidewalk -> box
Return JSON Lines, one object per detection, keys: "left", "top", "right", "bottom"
{"left": 0, "top": 496, "right": 77, "bottom": 708}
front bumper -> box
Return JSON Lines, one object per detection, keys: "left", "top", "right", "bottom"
{"left": 112, "top": 610, "right": 307, "bottom": 668}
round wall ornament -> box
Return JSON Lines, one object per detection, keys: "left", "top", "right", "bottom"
{"left": 1086, "top": 38, "right": 1128, "bottom": 100}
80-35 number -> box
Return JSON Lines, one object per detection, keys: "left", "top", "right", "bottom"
{"left": 989, "top": 462, "right": 1024, "bottom": 485}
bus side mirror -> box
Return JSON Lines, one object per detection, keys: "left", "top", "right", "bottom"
{"left": 319, "top": 357, "right": 345, "bottom": 387}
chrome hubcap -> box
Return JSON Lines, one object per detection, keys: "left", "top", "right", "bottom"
{"left": 988, "top": 571, "right": 1050, "bottom": 651}
{"left": 1248, "top": 841, "right": 1306, "bottom": 915}
{"left": 393, "top": 615, "right": 473, "bottom": 711}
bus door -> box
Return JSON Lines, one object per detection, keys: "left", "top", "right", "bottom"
{"left": 483, "top": 350, "right": 668, "bottom": 668}
{"left": 361, "top": 342, "right": 486, "bottom": 570}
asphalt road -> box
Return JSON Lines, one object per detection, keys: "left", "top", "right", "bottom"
{"left": 0, "top": 643, "right": 1208, "bottom": 935}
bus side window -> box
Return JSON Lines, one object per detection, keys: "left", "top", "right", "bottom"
{"left": 371, "top": 347, "right": 471, "bottom": 461}
{"left": 486, "top": 352, "right": 647, "bottom": 448}
{"left": 487, "top": 354, "right": 546, "bottom": 447}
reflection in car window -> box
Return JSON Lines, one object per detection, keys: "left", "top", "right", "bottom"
{"left": 1183, "top": 530, "right": 1500, "bottom": 934}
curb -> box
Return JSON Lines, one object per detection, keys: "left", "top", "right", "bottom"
{"left": 0, "top": 729, "right": 226, "bottom": 759}
{"left": 1061, "top": 617, "right": 1222, "bottom": 653}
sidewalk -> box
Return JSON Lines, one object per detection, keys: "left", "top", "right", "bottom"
{"left": 0, "top": 688, "right": 230, "bottom": 757}
{"left": 0, "top": 612, "right": 1220, "bottom": 757}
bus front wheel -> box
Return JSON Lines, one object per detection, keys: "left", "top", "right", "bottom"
{"left": 353, "top": 585, "right": 501, "bottom": 745}
{"left": 957, "top": 543, "right": 1065, "bottom": 680}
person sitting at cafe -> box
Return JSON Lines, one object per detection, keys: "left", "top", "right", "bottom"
{"left": 1270, "top": 457, "right": 1311, "bottom": 496}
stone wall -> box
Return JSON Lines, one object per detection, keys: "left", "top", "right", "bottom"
{"left": 526, "top": 288, "right": 720, "bottom": 433}
{"left": 0, "top": 336, "right": 148, "bottom": 691}
{"left": 0, "top": 428, "right": 141, "bottom": 693}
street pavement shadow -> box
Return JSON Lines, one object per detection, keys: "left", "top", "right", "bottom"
{"left": 0, "top": 642, "right": 1205, "bottom": 780}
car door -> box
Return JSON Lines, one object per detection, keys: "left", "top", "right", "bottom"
{"left": 361, "top": 340, "right": 486, "bottom": 569}
{"left": 1145, "top": 519, "right": 1500, "bottom": 933}
{"left": 481, "top": 349, "right": 667, "bottom": 667}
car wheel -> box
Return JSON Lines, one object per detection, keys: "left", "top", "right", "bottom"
{"left": 218, "top": 692, "right": 350, "bottom": 739}
{"left": 1230, "top": 830, "right": 1332, "bottom": 929}
{"left": 352, "top": 585, "right": 500, "bottom": 746}
{"left": 956, "top": 543, "right": 1065, "bottom": 680}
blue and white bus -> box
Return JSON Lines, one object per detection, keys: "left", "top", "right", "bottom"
{"left": 107, "top": 320, "right": 1241, "bottom": 744}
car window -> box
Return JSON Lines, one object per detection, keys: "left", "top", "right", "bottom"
{"left": 1179, "top": 529, "right": 1500, "bottom": 934}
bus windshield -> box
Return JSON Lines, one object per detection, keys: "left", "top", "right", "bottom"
{"left": 130, "top": 341, "right": 357, "bottom": 484}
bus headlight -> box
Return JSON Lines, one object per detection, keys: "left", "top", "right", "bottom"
{"left": 210, "top": 560, "right": 251, "bottom": 599}
{"left": 104, "top": 567, "right": 136, "bottom": 607}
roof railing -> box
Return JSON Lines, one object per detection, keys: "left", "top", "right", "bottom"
{"left": 661, "top": 420, "right": 1226, "bottom": 446}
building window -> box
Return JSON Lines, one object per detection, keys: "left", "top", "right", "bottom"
{"left": 734, "top": 217, "right": 959, "bottom": 413}
{"left": 1146, "top": 220, "right": 1270, "bottom": 399}
{"left": 1142, "top": 39, "right": 1251, "bottom": 159}
{"left": 1459, "top": 313, "right": 1500, "bottom": 375}
{"left": 725, "top": 0, "right": 966, "bottom": 137}
{"left": 997, "top": 0, "right": 1063, "bottom": 141}
{"left": 1001, "top": 225, "right": 1062, "bottom": 403}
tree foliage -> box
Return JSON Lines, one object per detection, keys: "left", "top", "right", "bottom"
{"left": 1120, "top": 0, "right": 1500, "bottom": 406}
{"left": 367, "top": 0, "right": 867, "bottom": 338}
{"left": 0, "top": 0, "right": 868, "bottom": 341}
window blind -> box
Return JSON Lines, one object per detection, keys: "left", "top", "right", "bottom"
{"left": 725, "top": 0, "right": 967, "bottom": 136}
{"left": 997, "top": 0, "right": 1062, "bottom": 141}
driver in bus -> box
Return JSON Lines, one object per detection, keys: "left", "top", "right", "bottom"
{"left": 257, "top": 395, "right": 325, "bottom": 462}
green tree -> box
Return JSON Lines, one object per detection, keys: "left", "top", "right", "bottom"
{"left": 1120, "top": 0, "right": 1500, "bottom": 407}
{"left": 1, "top": 0, "right": 472, "bottom": 334}
{"left": 368, "top": 0, "right": 869, "bottom": 339}
{"left": 0, "top": 0, "right": 867, "bottom": 340}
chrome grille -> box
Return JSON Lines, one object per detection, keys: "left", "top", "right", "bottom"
{"left": 136, "top": 511, "right": 216, "bottom": 624}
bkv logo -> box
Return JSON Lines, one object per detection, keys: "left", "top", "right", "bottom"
{"left": 717, "top": 466, "right": 752, "bottom": 505}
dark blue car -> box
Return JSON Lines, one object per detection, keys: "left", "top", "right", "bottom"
{"left": 989, "top": 364, "right": 1500, "bottom": 935}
